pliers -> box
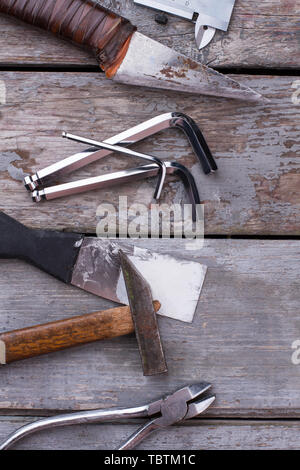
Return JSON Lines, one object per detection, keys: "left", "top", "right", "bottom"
{"left": 0, "top": 383, "right": 215, "bottom": 450}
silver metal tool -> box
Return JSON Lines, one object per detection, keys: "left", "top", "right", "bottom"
{"left": 61, "top": 132, "right": 166, "bottom": 200}
{"left": 134, "top": 0, "right": 236, "bottom": 49}
{"left": 24, "top": 113, "right": 215, "bottom": 220}
{"left": 114, "top": 31, "right": 262, "bottom": 100}
{"left": 31, "top": 161, "right": 201, "bottom": 222}
{"left": 0, "top": 383, "right": 215, "bottom": 450}
{"left": 24, "top": 113, "right": 217, "bottom": 192}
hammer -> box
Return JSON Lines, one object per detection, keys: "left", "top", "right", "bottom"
{"left": 0, "top": 251, "right": 167, "bottom": 376}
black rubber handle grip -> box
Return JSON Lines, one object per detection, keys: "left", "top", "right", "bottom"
{"left": 0, "top": 212, "right": 83, "bottom": 283}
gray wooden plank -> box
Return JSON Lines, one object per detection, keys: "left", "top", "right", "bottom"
{"left": 0, "top": 238, "right": 299, "bottom": 417}
{"left": 0, "top": 1, "right": 299, "bottom": 69}
{"left": 0, "top": 72, "right": 299, "bottom": 235}
{"left": 1, "top": 416, "right": 300, "bottom": 449}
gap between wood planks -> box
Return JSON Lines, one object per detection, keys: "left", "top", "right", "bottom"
{"left": 1, "top": 411, "right": 300, "bottom": 423}
{"left": 0, "top": 64, "right": 299, "bottom": 76}
{"left": 41, "top": 232, "right": 300, "bottom": 240}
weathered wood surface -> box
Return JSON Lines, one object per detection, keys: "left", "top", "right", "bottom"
{"left": 0, "top": 239, "right": 299, "bottom": 417}
{"left": 1, "top": 417, "right": 300, "bottom": 450}
{"left": 0, "top": 0, "right": 299, "bottom": 69}
{"left": 0, "top": 0, "right": 299, "bottom": 451}
{"left": 0, "top": 72, "right": 299, "bottom": 235}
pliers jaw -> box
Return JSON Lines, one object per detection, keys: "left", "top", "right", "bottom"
{"left": 119, "top": 382, "right": 215, "bottom": 449}
{"left": 147, "top": 382, "right": 214, "bottom": 424}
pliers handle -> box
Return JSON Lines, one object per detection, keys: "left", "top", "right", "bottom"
{"left": 0, "top": 383, "right": 215, "bottom": 450}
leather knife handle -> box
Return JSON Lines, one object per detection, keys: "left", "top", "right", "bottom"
{"left": 0, "top": 212, "right": 83, "bottom": 283}
{"left": 0, "top": 0, "right": 136, "bottom": 75}
{"left": 0, "top": 301, "right": 160, "bottom": 364}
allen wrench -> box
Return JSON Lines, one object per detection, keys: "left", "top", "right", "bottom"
{"left": 24, "top": 112, "right": 217, "bottom": 191}
{"left": 32, "top": 161, "right": 201, "bottom": 222}
{"left": 61, "top": 132, "right": 167, "bottom": 200}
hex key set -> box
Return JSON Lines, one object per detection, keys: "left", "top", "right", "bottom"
{"left": 23, "top": 113, "right": 217, "bottom": 222}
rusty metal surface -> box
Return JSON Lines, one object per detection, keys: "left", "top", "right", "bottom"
{"left": 119, "top": 250, "right": 167, "bottom": 376}
{"left": 114, "top": 32, "right": 263, "bottom": 101}
{"left": 71, "top": 238, "right": 207, "bottom": 322}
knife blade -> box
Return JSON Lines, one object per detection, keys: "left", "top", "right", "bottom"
{"left": 0, "top": 0, "right": 262, "bottom": 101}
{"left": 0, "top": 212, "right": 206, "bottom": 323}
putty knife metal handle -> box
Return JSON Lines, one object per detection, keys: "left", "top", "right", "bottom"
{"left": 0, "top": 301, "right": 160, "bottom": 365}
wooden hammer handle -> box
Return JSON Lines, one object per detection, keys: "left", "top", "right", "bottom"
{"left": 0, "top": 301, "right": 160, "bottom": 364}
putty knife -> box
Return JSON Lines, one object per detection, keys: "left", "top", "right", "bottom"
{"left": 0, "top": 212, "right": 206, "bottom": 323}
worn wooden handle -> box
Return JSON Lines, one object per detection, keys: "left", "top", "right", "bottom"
{"left": 0, "top": 301, "right": 161, "bottom": 364}
{"left": 0, "top": 0, "right": 136, "bottom": 75}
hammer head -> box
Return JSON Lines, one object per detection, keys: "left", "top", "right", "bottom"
{"left": 119, "top": 250, "right": 168, "bottom": 376}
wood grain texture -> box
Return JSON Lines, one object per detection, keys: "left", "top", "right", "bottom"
{"left": 0, "top": 303, "right": 160, "bottom": 364}
{"left": 0, "top": 0, "right": 299, "bottom": 450}
{"left": 0, "top": 238, "right": 299, "bottom": 417}
{"left": 1, "top": 417, "right": 300, "bottom": 449}
{"left": 0, "top": 0, "right": 299, "bottom": 69}
{"left": 0, "top": 71, "right": 299, "bottom": 235}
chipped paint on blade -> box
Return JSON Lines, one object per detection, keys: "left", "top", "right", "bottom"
{"left": 71, "top": 238, "right": 207, "bottom": 323}
{"left": 119, "top": 250, "right": 167, "bottom": 376}
{"left": 114, "top": 32, "right": 263, "bottom": 102}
